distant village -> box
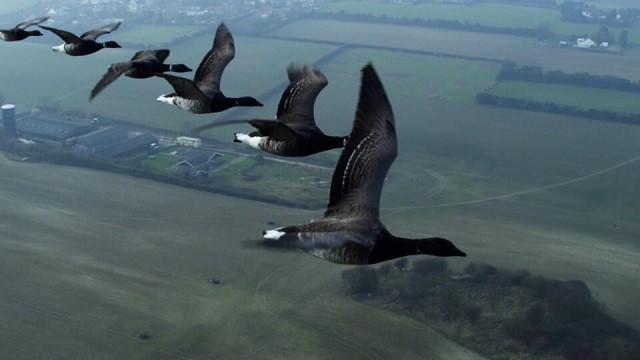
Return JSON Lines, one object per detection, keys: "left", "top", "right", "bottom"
{"left": 12, "top": 0, "right": 323, "bottom": 29}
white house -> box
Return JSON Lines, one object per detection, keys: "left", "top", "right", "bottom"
{"left": 576, "top": 38, "right": 596, "bottom": 49}
{"left": 176, "top": 136, "right": 202, "bottom": 148}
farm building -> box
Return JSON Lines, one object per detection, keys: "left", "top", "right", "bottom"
{"left": 70, "top": 125, "right": 129, "bottom": 157}
{"left": 176, "top": 136, "right": 202, "bottom": 148}
{"left": 171, "top": 147, "right": 222, "bottom": 178}
{"left": 17, "top": 116, "right": 96, "bottom": 143}
{"left": 95, "top": 132, "right": 157, "bottom": 160}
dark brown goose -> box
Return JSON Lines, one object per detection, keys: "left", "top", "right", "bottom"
{"left": 0, "top": 17, "right": 49, "bottom": 42}
{"left": 89, "top": 49, "right": 192, "bottom": 101}
{"left": 193, "top": 64, "right": 346, "bottom": 157}
{"left": 261, "top": 64, "right": 466, "bottom": 265}
{"left": 155, "top": 23, "right": 262, "bottom": 114}
{"left": 39, "top": 22, "right": 121, "bottom": 56}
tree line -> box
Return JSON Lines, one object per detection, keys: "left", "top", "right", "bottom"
{"left": 560, "top": 0, "right": 640, "bottom": 28}
{"left": 498, "top": 62, "right": 640, "bottom": 93}
{"left": 311, "top": 12, "right": 545, "bottom": 38}
{"left": 476, "top": 93, "right": 640, "bottom": 125}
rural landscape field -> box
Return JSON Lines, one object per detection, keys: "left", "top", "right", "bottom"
{"left": 1, "top": 0, "right": 639, "bottom": 359}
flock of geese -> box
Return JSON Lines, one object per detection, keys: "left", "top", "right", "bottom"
{"left": 2, "top": 16, "right": 466, "bottom": 264}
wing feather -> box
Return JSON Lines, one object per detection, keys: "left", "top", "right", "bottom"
{"left": 325, "top": 64, "right": 397, "bottom": 219}
{"left": 38, "top": 25, "right": 81, "bottom": 43}
{"left": 16, "top": 16, "right": 49, "bottom": 29}
{"left": 193, "top": 23, "right": 235, "bottom": 97}
{"left": 89, "top": 62, "right": 133, "bottom": 101}
{"left": 156, "top": 73, "right": 208, "bottom": 102}
{"left": 80, "top": 22, "right": 121, "bottom": 41}
{"left": 132, "top": 49, "right": 170, "bottom": 63}
{"left": 276, "top": 64, "right": 328, "bottom": 128}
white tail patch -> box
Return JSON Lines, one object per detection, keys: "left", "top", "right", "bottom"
{"left": 52, "top": 43, "right": 65, "bottom": 53}
{"left": 264, "top": 229, "right": 285, "bottom": 240}
{"left": 156, "top": 94, "right": 174, "bottom": 105}
{"left": 235, "top": 133, "right": 263, "bottom": 150}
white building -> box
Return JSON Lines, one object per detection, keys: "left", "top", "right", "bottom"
{"left": 176, "top": 136, "right": 202, "bottom": 148}
{"left": 576, "top": 38, "right": 596, "bottom": 49}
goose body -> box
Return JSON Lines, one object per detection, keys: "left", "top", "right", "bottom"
{"left": 39, "top": 22, "right": 122, "bottom": 56}
{"left": 194, "top": 64, "right": 346, "bottom": 157}
{"left": 90, "top": 49, "right": 192, "bottom": 101}
{"left": 261, "top": 64, "right": 466, "bottom": 265}
{"left": 155, "top": 23, "right": 262, "bottom": 114}
{"left": 0, "top": 17, "right": 48, "bottom": 42}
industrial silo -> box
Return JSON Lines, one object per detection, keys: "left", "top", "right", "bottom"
{"left": 1, "top": 104, "right": 17, "bottom": 138}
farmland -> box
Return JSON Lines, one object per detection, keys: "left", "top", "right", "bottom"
{"left": 0, "top": 0, "right": 40, "bottom": 15}
{"left": 271, "top": 20, "right": 640, "bottom": 80}
{"left": 117, "top": 25, "right": 204, "bottom": 45}
{"left": 488, "top": 80, "right": 640, "bottom": 114}
{"left": 319, "top": 1, "right": 640, "bottom": 45}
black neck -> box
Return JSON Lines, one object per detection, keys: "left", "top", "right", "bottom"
{"left": 162, "top": 64, "right": 172, "bottom": 72}
{"left": 368, "top": 232, "right": 419, "bottom": 264}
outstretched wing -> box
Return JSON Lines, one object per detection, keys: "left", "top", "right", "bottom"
{"left": 276, "top": 64, "right": 328, "bottom": 128}
{"left": 16, "top": 16, "right": 49, "bottom": 29}
{"left": 324, "top": 64, "right": 397, "bottom": 220}
{"left": 156, "top": 73, "right": 208, "bottom": 102}
{"left": 193, "top": 22, "right": 235, "bottom": 97}
{"left": 38, "top": 25, "right": 81, "bottom": 43}
{"left": 80, "top": 22, "right": 121, "bottom": 41}
{"left": 132, "top": 49, "right": 170, "bottom": 63}
{"left": 89, "top": 62, "right": 133, "bottom": 101}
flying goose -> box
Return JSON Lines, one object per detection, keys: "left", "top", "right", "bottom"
{"left": 0, "top": 16, "right": 49, "bottom": 42}
{"left": 90, "top": 49, "right": 192, "bottom": 101}
{"left": 155, "top": 23, "right": 262, "bottom": 114}
{"left": 193, "top": 64, "right": 346, "bottom": 157}
{"left": 39, "top": 22, "right": 122, "bottom": 56}
{"left": 261, "top": 64, "right": 466, "bottom": 264}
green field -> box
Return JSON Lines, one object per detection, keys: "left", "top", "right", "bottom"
{"left": 271, "top": 20, "right": 640, "bottom": 81}
{"left": 0, "top": 34, "right": 337, "bottom": 133}
{"left": 320, "top": 1, "right": 640, "bottom": 45}
{"left": 489, "top": 80, "right": 640, "bottom": 114}
{"left": 323, "top": 48, "right": 499, "bottom": 103}
{"left": 118, "top": 25, "right": 204, "bottom": 45}
{"left": 0, "top": 0, "right": 40, "bottom": 15}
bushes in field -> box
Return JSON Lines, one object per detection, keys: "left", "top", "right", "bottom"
{"left": 475, "top": 92, "right": 640, "bottom": 125}
{"left": 498, "top": 62, "right": 640, "bottom": 93}
{"left": 341, "top": 259, "right": 639, "bottom": 359}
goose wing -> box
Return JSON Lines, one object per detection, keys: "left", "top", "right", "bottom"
{"left": 80, "top": 22, "right": 121, "bottom": 41}
{"left": 193, "top": 23, "right": 235, "bottom": 97}
{"left": 132, "top": 49, "right": 170, "bottom": 63}
{"left": 89, "top": 61, "right": 133, "bottom": 101}
{"left": 156, "top": 74, "right": 208, "bottom": 102}
{"left": 38, "top": 25, "right": 82, "bottom": 43}
{"left": 16, "top": 16, "right": 49, "bottom": 29}
{"left": 325, "top": 64, "right": 397, "bottom": 219}
{"left": 276, "top": 64, "right": 328, "bottom": 130}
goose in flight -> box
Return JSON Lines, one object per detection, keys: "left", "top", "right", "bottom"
{"left": 155, "top": 23, "right": 262, "bottom": 114}
{"left": 90, "top": 49, "right": 192, "bottom": 101}
{"left": 0, "top": 16, "right": 49, "bottom": 42}
{"left": 39, "top": 22, "right": 122, "bottom": 56}
{"left": 261, "top": 64, "right": 466, "bottom": 264}
{"left": 193, "top": 64, "right": 346, "bottom": 157}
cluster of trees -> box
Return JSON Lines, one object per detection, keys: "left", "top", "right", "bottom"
{"left": 341, "top": 259, "right": 640, "bottom": 359}
{"left": 476, "top": 93, "right": 640, "bottom": 125}
{"left": 477, "top": 0, "right": 557, "bottom": 8}
{"left": 314, "top": 12, "right": 545, "bottom": 38}
{"left": 497, "top": 62, "right": 640, "bottom": 92}
{"left": 560, "top": 0, "right": 640, "bottom": 27}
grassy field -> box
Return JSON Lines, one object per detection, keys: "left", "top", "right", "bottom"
{"left": 271, "top": 19, "right": 640, "bottom": 81}
{"left": 320, "top": 1, "right": 640, "bottom": 45}
{"left": 0, "top": 0, "right": 40, "bottom": 15}
{"left": 488, "top": 80, "right": 640, "bottom": 114}
{"left": 0, "top": 34, "right": 337, "bottom": 133}
{"left": 118, "top": 25, "right": 204, "bottom": 45}
{"left": 0, "top": 156, "right": 484, "bottom": 360}
{"left": 323, "top": 48, "right": 499, "bottom": 103}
